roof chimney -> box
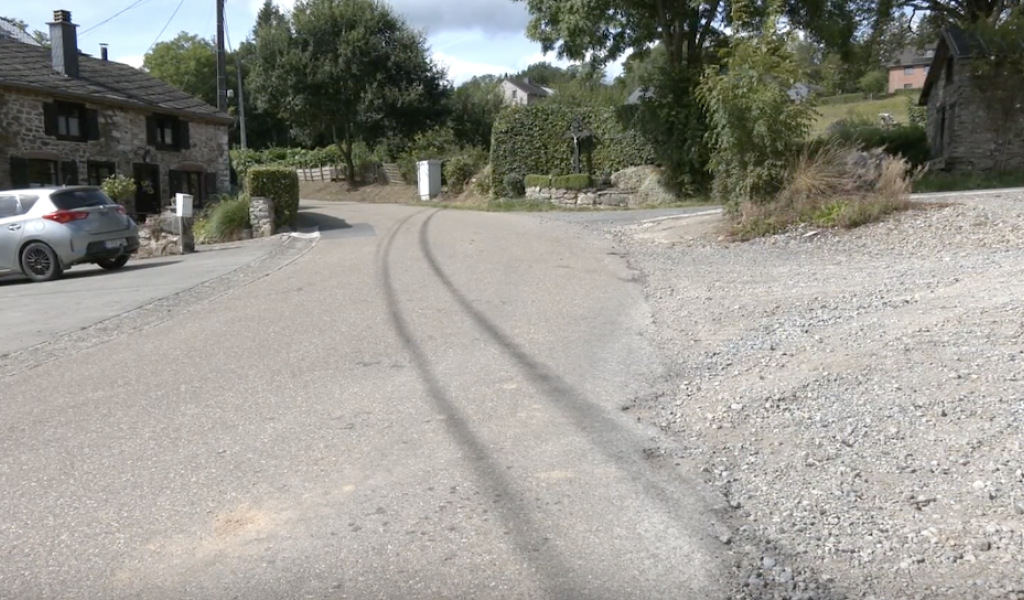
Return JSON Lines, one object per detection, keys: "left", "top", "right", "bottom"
{"left": 523, "top": 77, "right": 530, "bottom": 85}
{"left": 100, "top": 43, "right": 108, "bottom": 61}
{"left": 48, "top": 9, "right": 79, "bottom": 77}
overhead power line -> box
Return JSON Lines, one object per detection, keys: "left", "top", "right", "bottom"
{"left": 146, "top": 0, "right": 188, "bottom": 53}
{"left": 80, "top": 0, "right": 156, "bottom": 36}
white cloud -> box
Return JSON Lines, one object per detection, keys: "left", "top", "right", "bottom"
{"left": 262, "top": 0, "right": 528, "bottom": 34}
{"left": 432, "top": 51, "right": 512, "bottom": 85}
{"left": 115, "top": 54, "right": 145, "bottom": 68}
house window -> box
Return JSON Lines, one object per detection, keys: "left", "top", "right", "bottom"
{"left": 926, "top": 50, "right": 934, "bottom": 57}
{"left": 27, "top": 159, "right": 58, "bottom": 187}
{"left": 43, "top": 102, "right": 98, "bottom": 142}
{"left": 168, "top": 169, "right": 215, "bottom": 207}
{"left": 87, "top": 160, "right": 117, "bottom": 185}
{"left": 903, "top": 83, "right": 913, "bottom": 89}
{"left": 147, "top": 114, "right": 190, "bottom": 151}
{"left": 904, "top": 66, "right": 915, "bottom": 75}
{"left": 925, "top": 66, "right": 930, "bottom": 74}
{"left": 511, "top": 90, "right": 518, "bottom": 99}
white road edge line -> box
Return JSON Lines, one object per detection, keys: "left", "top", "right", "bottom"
{"left": 909, "top": 186, "right": 1024, "bottom": 200}
{"left": 635, "top": 209, "right": 724, "bottom": 226}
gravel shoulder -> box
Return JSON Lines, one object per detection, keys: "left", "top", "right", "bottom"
{"left": 606, "top": 194, "right": 1024, "bottom": 600}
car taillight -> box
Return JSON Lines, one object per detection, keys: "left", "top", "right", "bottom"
{"left": 115, "top": 205, "right": 126, "bottom": 215}
{"left": 43, "top": 210, "right": 90, "bottom": 224}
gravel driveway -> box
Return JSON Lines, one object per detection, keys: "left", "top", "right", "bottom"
{"left": 607, "top": 192, "right": 1024, "bottom": 600}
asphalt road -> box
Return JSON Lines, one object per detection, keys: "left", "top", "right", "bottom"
{"left": 0, "top": 241, "right": 279, "bottom": 356}
{"left": 0, "top": 202, "right": 728, "bottom": 600}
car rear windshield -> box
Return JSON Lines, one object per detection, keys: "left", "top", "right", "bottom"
{"left": 50, "top": 189, "right": 116, "bottom": 210}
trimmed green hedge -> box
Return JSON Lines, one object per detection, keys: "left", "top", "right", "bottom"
{"left": 246, "top": 166, "right": 300, "bottom": 229}
{"left": 524, "top": 174, "right": 551, "bottom": 188}
{"left": 553, "top": 174, "right": 592, "bottom": 190}
{"left": 491, "top": 102, "right": 655, "bottom": 196}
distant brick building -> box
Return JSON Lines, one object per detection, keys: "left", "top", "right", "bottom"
{"left": 888, "top": 45, "right": 935, "bottom": 94}
{"left": 0, "top": 10, "right": 233, "bottom": 218}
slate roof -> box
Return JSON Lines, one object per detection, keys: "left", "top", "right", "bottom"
{"left": 918, "top": 25, "right": 1024, "bottom": 105}
{"left": 506, "top": 78, "right": 553, "bottom": 97}
{"left": 0, "top": 36, "right": 231, "bottom": 124}
{"left": 889, "top": 44, "right": 936, "bottom": 68}
{"left": 0, "top": 19, "right": 43, "bottom": 46}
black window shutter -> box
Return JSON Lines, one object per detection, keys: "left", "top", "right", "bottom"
{"left": 178, "top": 121, "right": 190, "bottom": 149}
{"left": 60, "top": 160, "right": 79, "bottom": 185}
{"left": 43, "top": 103, "right": 58, "bottom": 136}
{"left": 203, "top": 172, "right": 217, "bottom": 201}
{"left": 10, "top": 157, "right": 30, "bottom": 188}
{"left": 145, "top": 115, "right": 157, "bottom": 146}
{"left": 168, "top": 169, "right": 183, "bottom": 196}
{"left": 85, "top": 109, "right": 100, "bottom": 140}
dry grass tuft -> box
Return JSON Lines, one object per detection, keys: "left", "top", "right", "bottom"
{"left": 730, "top": 141, "right": 913, "bottom": 240}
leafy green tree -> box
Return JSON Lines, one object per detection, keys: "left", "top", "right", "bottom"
{"left": 448, "top": 76, "right": 504, "bottom": 149}
{"left": 697, "top": 20, "right": 816, "bottom": 207}
{"left": 858, "top": 69, "right": 888, "bottom": 94}
{"left": 249, "top": 0, "right": 451, "bottom": 183}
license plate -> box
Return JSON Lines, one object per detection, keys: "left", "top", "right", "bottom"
{"left": 104, "top": 238, "right": 126, "bottom": 249}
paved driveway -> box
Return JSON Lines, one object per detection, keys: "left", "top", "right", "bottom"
{"left": 0, "top": 241, "right": 280, "bottom": 356}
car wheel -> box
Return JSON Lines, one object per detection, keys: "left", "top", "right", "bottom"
{"left": 97, "top": 255, "right": 130, "bottom": 271}
{"left": 20, "top": 242, "right": 64, "bottom": 283}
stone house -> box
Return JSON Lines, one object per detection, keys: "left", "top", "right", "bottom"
{"left": 888, "top": 44, "right": 935, "bottom": 94}
{"left": 0, "top": 10, "right": 232, "bottom": 217}
{"left": 918, "top": 26, "right": 1024, "bottom": 172}
{"left": 500, "top": 78, "right": 555, "bottom": 106}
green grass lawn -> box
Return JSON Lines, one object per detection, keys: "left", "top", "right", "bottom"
{"left": 812, "top": 94, "right": 916, "bottom": 135}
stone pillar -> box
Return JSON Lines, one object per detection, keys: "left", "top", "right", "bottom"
{"left": 249, "top": 196, "right": 275, "bottom": 237}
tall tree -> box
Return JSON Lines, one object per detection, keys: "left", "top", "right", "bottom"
{"left": 249, "top": 0, "right": 451, "bottom": 182}
{"left": 448, "top": 76, "right": 505, "bottom": 149}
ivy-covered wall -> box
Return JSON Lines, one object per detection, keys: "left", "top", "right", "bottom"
{"left": 490, "top": 102, "right": 655, "bottom": 196}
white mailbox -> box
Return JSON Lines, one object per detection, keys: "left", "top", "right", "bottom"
{"left": 417, "top": 160, "right": 442, "bottom": 201}
{"left": 174, "top": 193, "right": 193, "bottom": 218}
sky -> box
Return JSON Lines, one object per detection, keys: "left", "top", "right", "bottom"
{"left": 3, "top": 0, "right": 624, "bottom": 85}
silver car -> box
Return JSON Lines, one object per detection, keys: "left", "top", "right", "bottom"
{"left": 0, "top": 186, "right": 140, "bottom": 282}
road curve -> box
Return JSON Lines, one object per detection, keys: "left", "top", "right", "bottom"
{"left": 0, "top": 202, "right": 729, "bottom": 600}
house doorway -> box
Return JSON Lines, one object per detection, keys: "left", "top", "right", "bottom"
{"left": 132, "top": 163, "right": 161, "bottom": 218}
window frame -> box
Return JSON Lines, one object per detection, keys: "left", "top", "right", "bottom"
{"left": 903, "top": 66, "right": 915, "bottom": 75}
{"left": 55, "top": 101, "right": 87, "bottom": 141}
{"left": 87, "top": 160, "right": 118, "bottom": 186}
{"left": 27, "top": 159, "right": 59, "bottom": 188}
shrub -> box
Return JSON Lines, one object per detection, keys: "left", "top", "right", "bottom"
{"left": 697, "top": 22, "right": 816, "bottom": 208}
{"left": 100, "top": 173, "right": 136, "bottom": 203}
{"left": 204, "top": 195, "right": 252, "bottom": 242}
{"left": 490, "top": 101, "right": 655, "bottom": 196}
{"left": 503, "top": 173, "right": 525, "bottom": 198}
{"left": 824, "top": 123, "right": 929, "bottom": 167}
{"left": 396, "top": 155, "right": 417, "bottom": 185}
{"left": 472, "top": 164, "right": 493, "bottom": 196}
{"left": 524, "top": 174, "right": 551, "bottom": 188}
{"left": 551, "top": 173, "right": 592, "bottom": 190}
{"left": 907, "top": 96, "right": 927, "bottom": 128}
{"left": 729, "top": 141, "right": 912, "bottom": 240}
{"left": 443, "top": 147, "right": 488, "bottom": 194}
{"left": 246, "top": 166, "right": 299, "bottom": 229}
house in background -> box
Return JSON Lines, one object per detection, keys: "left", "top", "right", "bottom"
{"left": 500, "top": 78, "right": 556, "bottom": 106}
{"left": 787, "top": 81, "right": 825, "bottom": 103}
{"left": 0, "top": 18, "right": 43, "bottom": 46}
{"left": 0, "top": 10, "right": 232, "bottom": 218}
{"left": 888, "top": 44, "right": 935, "bottom": 93}
{"left": 918, "top": 26, "right": 1024, "bottom": 172}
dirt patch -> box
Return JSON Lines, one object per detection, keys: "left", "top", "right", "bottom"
{"left": 213, "top": 505, "right": 271, "bottom": 538}
{"left": 614, "top": 195, "right": 1024, "bottom": 600}
{"left": 300, "top": 181, "right": 418, "bottom": 204}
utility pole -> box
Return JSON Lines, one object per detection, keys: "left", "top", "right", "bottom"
{"left": 235, "top": 55, "right": 247, "bottom": 149}
{"left": 215, "top": 0, "right": 227, "bottom": 112}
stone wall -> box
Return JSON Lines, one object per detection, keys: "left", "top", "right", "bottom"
{"left": 926, "top": 62, "right": 1024, "bottom": 172}
{"left": 0, "top": 88, "right": 230, "bottom": 198}
{"left": 249, "top": 196, "right": 275, "bottom": 237}
{"left": 135, "top": 213, "right": 194, "bottom": 258}
{"left": 526, "top": 185, "right": 634, "bottom": 208}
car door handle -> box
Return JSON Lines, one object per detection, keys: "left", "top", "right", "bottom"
{"left": 7, "top": 224, "right": 20, "bottom": 231}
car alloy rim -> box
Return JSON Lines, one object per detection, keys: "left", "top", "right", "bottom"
{"left": 24, "top": 248, "right": 52, "bottom": 276}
